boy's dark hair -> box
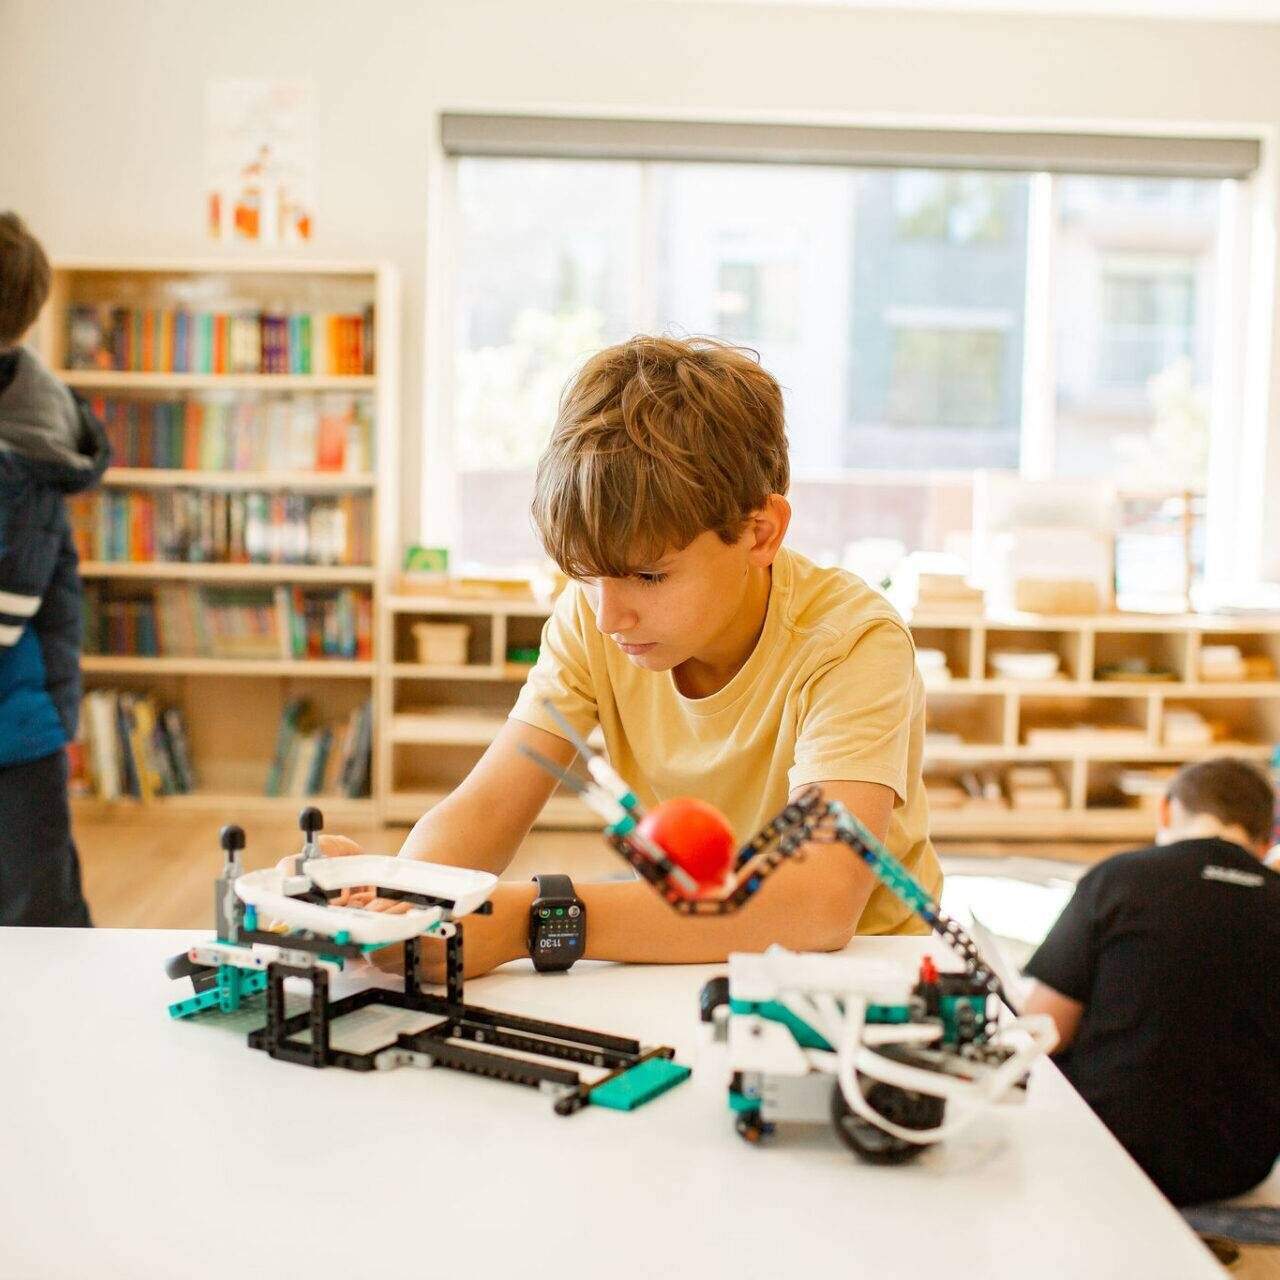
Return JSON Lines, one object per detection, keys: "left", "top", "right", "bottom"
{"left": 1167, "top": 757, "right": 1275, "bottom": 846}
{"left": 0, "top": 212, "right": 52, "bottom": 349}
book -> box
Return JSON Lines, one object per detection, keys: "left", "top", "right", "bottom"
{"left": 66, "top": 305, "right": 372, "bottom": 375}
{"left": 92, "top": 393, "right": 373, "bottom": 472}
{"left": 68, "top": 489, "right": 372, "bottom": 568}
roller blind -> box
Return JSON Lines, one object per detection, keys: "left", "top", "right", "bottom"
{"left": 441, "top": 113, "right": 1260, "bottom": 180}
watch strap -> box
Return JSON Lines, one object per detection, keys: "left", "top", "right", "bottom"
{"left": 532, "top": 872, "right": 575, "bottom": 902}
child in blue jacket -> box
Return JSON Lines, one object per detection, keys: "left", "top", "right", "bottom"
{"left": 0, "top": 213, "right": 109, "bottom": 925}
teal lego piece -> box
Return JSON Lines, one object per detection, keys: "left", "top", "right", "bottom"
{"left": 730, "top": 998, "right": 832, "bottom": 1050}
{"left": 589, "top": 1057, "right": 691, "bottom": 1111}
{"left": 243, "top": 905, "right": 257, "bottom": 932}
{"left": 168, "top": 967, "right": 268, "bottom": 1020}
{"left": 218, "top": 964, "right": 247, "bottom": 1012}
{"left": 867, "top": 1003, "right": 912, "bottom": 1024}
{"left": 728, "top": 1089, "right": 759, "bottom": 1113}
{"left": 729, "top": 997, "right": 911, "bottom": 1049}
{"left": 830, "top": 803, "right": 935, "bottom": 917}
{"left": 940, "top": 994, "right": 987, "bottom": 1044}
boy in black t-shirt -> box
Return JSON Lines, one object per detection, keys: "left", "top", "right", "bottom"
{"left": 1025, "top": 757, "right": 1280, "bottom": 1207}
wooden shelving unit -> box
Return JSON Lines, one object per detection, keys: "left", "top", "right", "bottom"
{"left": 35, "top": 258, "right": 399, "bottom": 817}
{"left": 913, "top": 609, "right": 1280, "bottom": 840}
{"left": 61, "top": 372, "right": 376, "bottom": 392}
{"left": 379, "top": 595, "right": 1280, "bottom": 841}
{"left": 378, "top": 592, "right": 598, "bottom": 830}
{"left": 102, "top": 469, "right": 375, "bottom": 492}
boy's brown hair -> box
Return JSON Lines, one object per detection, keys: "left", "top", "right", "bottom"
{"left": 532, "top": 335, "right": 789, "bottom": 579}
{"left": 1167, "top": 757, "right": 1275, "bottom": 847}
{"left": 0, "top": 213, "right": 52, "bottom": 349}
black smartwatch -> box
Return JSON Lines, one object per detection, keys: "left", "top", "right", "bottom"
{"left": 528, "top": 873, "right": 586, "bottom": 973}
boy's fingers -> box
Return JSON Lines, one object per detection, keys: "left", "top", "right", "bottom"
{"left": 316, "top": 834, "right": 362, "bottom": 858}
{"left": 364, "top": 897, "right": 412, "bottom": 915}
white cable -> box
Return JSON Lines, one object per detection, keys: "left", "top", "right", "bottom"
{"left": 834, "top": 996, "right": 1058, "bottom": 1147}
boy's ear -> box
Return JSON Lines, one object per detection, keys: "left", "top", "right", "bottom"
{"left": 746, "top": 494, "right": 791, "bottom": 566}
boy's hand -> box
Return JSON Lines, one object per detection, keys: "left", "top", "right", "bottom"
{"left": 272, "top": 833, "right": 366, "bottom": 905}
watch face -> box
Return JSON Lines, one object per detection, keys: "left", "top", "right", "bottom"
{"left": 532, "top": 900, "right": 584, "bottom": 965}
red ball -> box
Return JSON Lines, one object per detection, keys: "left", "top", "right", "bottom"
{"left": 637, "top": 797, "right": 735, "bottom": 893}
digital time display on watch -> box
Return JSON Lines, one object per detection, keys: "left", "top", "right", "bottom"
{"left": 529, "top": 876, "right": 585, "bottom": 973}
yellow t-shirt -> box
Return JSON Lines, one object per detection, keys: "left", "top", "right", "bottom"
{"left": 510, "top": 546, "right": 941, "bottom": 936}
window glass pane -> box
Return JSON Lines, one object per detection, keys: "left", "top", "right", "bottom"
{"left": 848, "top": 170, "right": 1028, "bottom": 473}
{"left": 448, "top": 159, "right": 1227, "bottom": 572}
{"left": 453, "top": 158, "right": 641, "bottom": 566}
{"left": 1052, "top": 175, "right": 1220, "bottom": 485}
{"left": 650, "top": 163, "right": 854, "bottom": 475}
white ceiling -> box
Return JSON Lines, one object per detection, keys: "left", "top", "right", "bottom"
{"left": 681, "top": 0, "right": 1280, "bottom": 20}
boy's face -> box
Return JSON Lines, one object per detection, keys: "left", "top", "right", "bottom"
{"left": 578, "top": 501, "right": 787, "bottom": 672}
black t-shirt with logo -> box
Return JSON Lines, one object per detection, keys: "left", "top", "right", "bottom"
{"left": 1024, "top": 836, "right": 1280, "bottom": 1206}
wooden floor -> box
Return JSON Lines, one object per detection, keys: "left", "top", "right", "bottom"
{"left": 70, "top": 808, "right": 1278, "bottom": 1277}
{"left": 77, "top": 810, "right": 619, "bottom": 929}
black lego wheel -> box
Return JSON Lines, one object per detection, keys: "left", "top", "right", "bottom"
{"left": 830, "top": 1077, "right": 945, "bottom": 1165}
{"left": 734, "top": 1110, "right": 773, "bottom": 1145}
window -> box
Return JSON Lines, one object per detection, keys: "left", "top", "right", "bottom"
{"left": 888, "top": 328, "right": 1007, "bottom": 429}
{"left": 449, "top": 155, "right": 1230, "bottom": 571}
{"left": 894, "top": 171, "right": 1015, "bottom": 243}
{"left": 1099, "top": 265, "right": 1196, "bottom": 388}
{"left": 1052, "top": 176, "right": 1218, "bottom": 487}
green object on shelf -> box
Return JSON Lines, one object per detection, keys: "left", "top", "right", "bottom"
{"left": 590, "top": 1056, "right": 690, "bottom": 1111}
{"left": 403, "top": 545, "right": 449, "bottom": 573}
{"left": 506, "top": 646, "right": 540, "bottom": 665}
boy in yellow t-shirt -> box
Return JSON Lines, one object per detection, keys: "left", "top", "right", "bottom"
{"left": 345, "top": 335, "right": 940, "bottom": 979}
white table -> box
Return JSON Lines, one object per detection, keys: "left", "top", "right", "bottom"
{"left": 1, "top": 929, "right": 1220, "bottom": 1280}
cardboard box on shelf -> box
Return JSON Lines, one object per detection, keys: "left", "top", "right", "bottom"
{"left": 1013, "top": 577, "right": 1104, "bottom": 616}
{"left": 1024, "top": 725, "right": 1150, "bottom": 751}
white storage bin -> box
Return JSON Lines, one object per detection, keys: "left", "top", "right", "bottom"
{"left": 412, "top": 622, "right": 471, "bottom": 667}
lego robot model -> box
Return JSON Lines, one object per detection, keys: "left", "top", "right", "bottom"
{"left": 164, "top": 807, "right": 689, "bottom": 1116}
{"left": 524, "top": 702, "right": 1058, "bottom": 1163}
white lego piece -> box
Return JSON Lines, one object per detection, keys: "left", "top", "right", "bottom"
{"left": 728, "top": 1013, "right": 811, "bottom": 1076}
{"left": 293, "top": 1004, "right": 444, "bottom": 1055}
{"left": 188, "top": 940, "right": 343, "bottom": 975}
{"left": 760, "top": 1069, "right": 833, "bottom": 1124}
{"left": 728, "top": 945, "right": 913, "bottom": 1007}
{"left": 234, "top": 866, "right": 447, "bottom": 944}
{"left": 301, "top": 856, "right": 498, "bottom": 917}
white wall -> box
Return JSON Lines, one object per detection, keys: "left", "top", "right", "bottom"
{"left": 4, "top": 0, "right": 1280, "bottom": 571}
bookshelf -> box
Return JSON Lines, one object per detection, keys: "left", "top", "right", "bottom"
{"left": 35, "top": 258, "right": 399, "bottom": 818}
{"left": 378, "top": 593, "right": 598, "bottom": 829}
{"left": 912, "top": 609, "right": 1280, "bottom": 841}
{"left": 379, "top": 593, "right": 1280, "bottom": 844}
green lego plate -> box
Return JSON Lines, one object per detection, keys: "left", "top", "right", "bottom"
{"left": 589, "top": 1057, "right": 691, "bottom": 1111}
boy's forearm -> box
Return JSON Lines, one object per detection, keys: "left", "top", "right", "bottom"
{"left": 581, "top": 846, "right": 870, "bottom": 963}
{"left": 398, "top": 787, "right": 521, "bottom": 874}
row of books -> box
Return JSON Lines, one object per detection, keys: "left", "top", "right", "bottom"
{"left": 68, "top": 491, "right": 373, "bottom": 566}
{"left": 66, "top": 305, "right": 374, "bottom": 375}
{"left": 266, "top": 698, "right": 373, "bottom": 798}
{"left": 83, "top": 585, "right": 373, "bottom": 661}
{"left": 71, "top": 690, "right": 195, "bottom": 801}
{"left": 90, "top": 394, "right": 374, "bottom": 473}
{"left": 69, "top": 690, "right": 374, "bottom": 801}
